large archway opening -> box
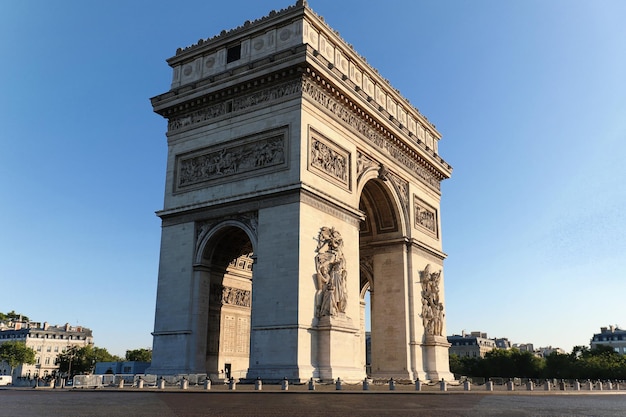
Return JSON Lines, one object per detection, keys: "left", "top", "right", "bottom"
{"left": 200, "top": 226, "right": 254, "bottom": 380}
{"left": 359, "top": 178, "right": 406, "bottom": 378}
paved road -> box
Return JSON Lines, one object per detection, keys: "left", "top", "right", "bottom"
{"left": 2, "top": 389, "right": 626, "bottom": 416}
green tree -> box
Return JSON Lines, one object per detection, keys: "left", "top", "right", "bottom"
{"left": 0, "top": 341, "right": 36, "bottom": 376}
{"left": 449, "top": 353, "right": 463, "bottom": 375}
{"left": 544, "top": 351, "right": 573, "bottom": 379}
{"left": 0, "top": 311, "right": 30, "bottom": 322}
{"left": 57, "top": 346, "right": 122, "bottom": 376}
{"left": 125, "top": 348, "right": 152, "bottom": 362}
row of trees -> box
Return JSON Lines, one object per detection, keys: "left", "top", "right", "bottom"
{"left": 55, "top": 347, "right": 152, "bottom": 376}
{"left": 450, "top": 345, "right": 626, "bottom": 380}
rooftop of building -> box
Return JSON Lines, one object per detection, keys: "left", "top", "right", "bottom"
{"left": 0, "top": 320, "right": 92, "bottom": 336}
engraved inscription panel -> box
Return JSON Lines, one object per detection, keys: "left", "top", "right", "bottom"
{"left": 413, "top": 195, "right": 438, "bottom": 237}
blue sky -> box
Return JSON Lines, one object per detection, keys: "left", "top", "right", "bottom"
{"left": 1, "top": 0, "right": 624, "bottom": 357}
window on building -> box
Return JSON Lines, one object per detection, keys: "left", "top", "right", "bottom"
{"left": 46, "top": 346, "right": 51, "bottom": 352}
{"left": 226, "top": 44, "right": 241, "bottom": 63}
{"left": 36, "top": 357, "right": 40, "bottom": 364}
{"left": 37, "top": 345, "right": 42, "bottom": 352}
{"left": 54, "top": 346, "right": 59, "bottom": 352}
{"left": 45, "top": 357, "right": 50, "bottom": 365}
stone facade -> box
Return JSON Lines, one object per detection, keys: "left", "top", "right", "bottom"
{"left": 148, "top": 0, "right": 453, "bottom": 382}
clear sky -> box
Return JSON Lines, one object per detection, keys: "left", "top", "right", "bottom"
{"left": 1, "top": 0, "right": 625, "bottom": 357}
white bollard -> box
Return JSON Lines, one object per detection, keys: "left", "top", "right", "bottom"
{"left": 507, "top": 380, "right": 514, "bottom": 391}
{"left": 336, "top": 377, "right": 343, "bottom": 390}
{"left": 137, "top": 378, "right": 144, "bottom": 389}
{"left": 526, "top": 381, "right": 534, "bottom": 391}
{"left": 281, "top": 377, "right": 289, "bottom": 391}
{"left": 389, "top": 378, "right": 396, "bottom": 391}
{"left": 486, "top": 381, "right": 493, "bottom": 391}
{"left": 464, "top": 380, "right": 471, "bottom": 391}
{"left": 308, "top": 378, "right": 316, "bottom": 391}
{"left": 254, "top": 377, "right": 262, "bottom": 391}
{"left": 181, "top": 378, "right": 189, "bottom": 390}
{"left": 228, "top": 378, "right": 236, "bottom": 390}
{"left": 204, "top": 379, "right": 211, "bottom": 390}
{"left": 574, "top": 380, "right": 580, "bottom": 391}
{"left": 158, "top": 378, "right": 166, "bottom": 390}
{"left": 118, "top": 379, "right": 124, "bottom": 389}
{"left": 586, "top": 380, "right": 593, "bottom": 391}
{"left": 597, "top": 381, "right": 603, "bottom": 391}
{"left": 362, "top": 378, "right": 370, "bottom": 391}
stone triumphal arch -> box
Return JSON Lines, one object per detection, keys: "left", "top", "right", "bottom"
{"left": 148, "top": 1, "right": 454, "bottom": 382}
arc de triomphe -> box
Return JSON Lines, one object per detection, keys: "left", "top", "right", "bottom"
{"left": 148, "top": 0, "right": 454, "bottom": 382}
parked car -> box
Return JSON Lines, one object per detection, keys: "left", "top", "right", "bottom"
{"left": 0, "top": 376, "right": 12, "bottom": 386}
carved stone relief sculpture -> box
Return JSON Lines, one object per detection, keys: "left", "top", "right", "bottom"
{"left": 210, "top": 284, "right": 252, "bottom": 308}
{"left": 414, "top": 196, "right": 438, "bottom": 237}
{"left": 314, "top": 227, "right": 348, "bottom": 318}
{"left": 420, "top": 264, "right": 444, "bottom": 336}
{"left": 308, "top": 130, "right": 350, "bottom": 190}
{"left": 177, "top": 134, "right": 285, "bottom": 189}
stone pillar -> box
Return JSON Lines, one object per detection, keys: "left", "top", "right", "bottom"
{"left": 137, "top": 377, "right": 144, "bottom": 389}
{"left": 464, "top": 380, "right": 471, "bottom": 391}
{"left": 315, "top": 315, "right": 361, "bottom": 381}
{"left": 506, "top": 380, "right": 514, "bottom": 391}
{"left": 158, "top": 377, "right": 166, "bottom": 390}
{"left": 389, "top": 378, "right": 396, "bottom": 391}
{"left": 526, "top": 380, "right": 534, "bottom": 391}
{"left": 254, "top": 377, "right": 262, "bottom": 391}
{"left": 335, "top": 377, "right": 343, "bottom": 390}
{"left": 308, "top": 378, "right": 316, "bottom": 391}
{"left": 180, "top": 377, "right": 189, "bottom": 390}
{"left": 228, "top": 378, "right": 236, "bottom": 390}
{"left": 440, "top": 379, "right": 447, "bottom": 391}
{"left": 486, "top": 380, "right": 493, "bottom": 391}
{"left": 204, "top": 379, "right": 211, "bottom": 390}
{"left": 423, "top": 335, "right": 454, "bottom": 382}
{"left": 281, "top": 378, "right": 289, "bottom": 391}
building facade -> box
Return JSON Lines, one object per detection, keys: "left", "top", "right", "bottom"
{"left": 448, "top": 332, "right": 498, "bottom": 358}
{"left": 591, "top": 326, "right": 626, "bottom": 354}
{"left": 148, "top": 0, "right": 454, "bottom": 382}
{"left": 0, "top": 320, "right": 93, "bottom": 378}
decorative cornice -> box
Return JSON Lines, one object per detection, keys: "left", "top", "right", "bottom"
{"left": 172, "top": 1, "right": 308, "bottom": 59}
{"left": 301, "top": 72, "right": 446, "bottom": 190}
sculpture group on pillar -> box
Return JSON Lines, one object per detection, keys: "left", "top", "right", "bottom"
{"left": 314, "top": 227, "right": 348, "bottom": 318}
{"left": 420, "top": 264, "right": 444, "bottom": 336}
